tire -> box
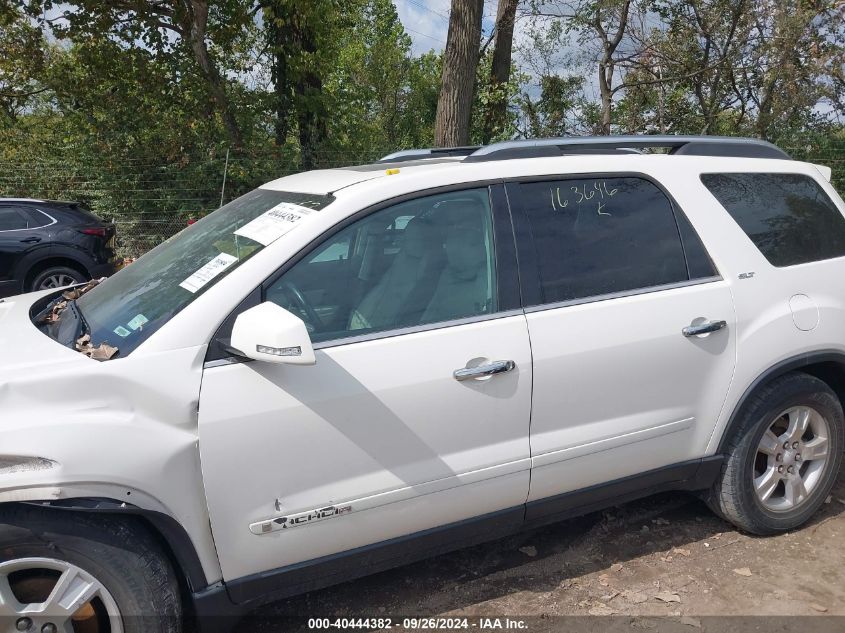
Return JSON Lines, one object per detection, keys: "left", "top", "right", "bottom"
{"left": 29, "top": 266, "right": 87, "bottom": 292}
{"left": 707, "top": 372, "right": 844, "bottom": 535}
{"left": 0, "top": 505, "right": 182, "bottom": 633}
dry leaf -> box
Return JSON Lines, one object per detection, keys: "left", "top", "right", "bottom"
{"left": 652, "top": 518, "right": 670, "bottom": 525}
{"left": 679, "top": 617, "right": 701, "bottom": 628}
{"left": 519, "top": 546, "right": 537, "bottom": 557}
{"left": 655, "top": 591, "right": 681, "bottom": 603}
{"left": 610, "top": 563, "right": 623, "bottom": 572}
{"left": 62, "top": 278, "right": 101, "bottom": 301}
{"left": 672, "top": 548, "right": 691, "bottom": 557}
{"left": 809, "top": 603, "right": 828, "bottom": 613}
{"left": 733, "top": 567, "right": 753, "bottom": 577}
{"left": 75, "top": 334, "right": 118, "bottom": 361}
{"left": 598, "top": 573, "right": 610, "bottom": 587}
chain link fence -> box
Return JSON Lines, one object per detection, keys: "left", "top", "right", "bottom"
{"left": 0, "top": 145, "right": 842, "bottom": 259}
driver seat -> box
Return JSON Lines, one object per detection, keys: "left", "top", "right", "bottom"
{"left": 349, "top": 216, "right": 443, "bottom": 331}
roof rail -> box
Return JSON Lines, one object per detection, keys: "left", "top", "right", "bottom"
{"left": 379, "top": 146, "right": 482, "bottom": 163}
{"left": 463, "top": 135, "right": 791, "bottom": 162}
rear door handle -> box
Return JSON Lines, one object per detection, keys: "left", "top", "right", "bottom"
{"left": 682, "top": 320, "right": 727, "bottom": 337}
{"left": 20, "top": 236, "right": 41, "bottom": 243}
{"left": 453, "top": 360, "right": 515, "bottom": 381}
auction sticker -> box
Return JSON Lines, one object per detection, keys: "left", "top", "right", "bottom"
{"left": 179, "top": 253, "right": 238, "bottom": 293}
{"left": 234, "top": 202, "right": 313, "bottom": 246}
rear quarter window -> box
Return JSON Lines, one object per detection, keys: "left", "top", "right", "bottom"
{"left": 701, "top": 173, "right": 845, "bottom": 267}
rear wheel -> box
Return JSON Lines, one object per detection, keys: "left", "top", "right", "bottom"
{"left": 29, "top": 266, "right": 87, "bottom": 292}
{"left": 0, "top": 506, "right": 182, "bottom": 633}
{"left": 708, "top": 372, "right": 844, "bottom": 534}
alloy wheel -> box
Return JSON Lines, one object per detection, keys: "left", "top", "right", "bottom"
{"left": 0, "top": 558, "right": 122, "bottom": 633}
{"left": 38, "top": 274, "right": 78, "bottom": 290}
{"left": 753, "top": 405, "right": 830, "bottom": 512}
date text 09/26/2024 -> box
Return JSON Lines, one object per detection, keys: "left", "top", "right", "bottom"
{"left": 307, "top": 618, "right": 529, "bottom": 630}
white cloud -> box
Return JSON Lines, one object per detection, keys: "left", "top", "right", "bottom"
{"left": 392, "top": 0, "right": 451, "bottom": 55}
{"left": 392, "top": 0, "right": 503, "bottom": 55}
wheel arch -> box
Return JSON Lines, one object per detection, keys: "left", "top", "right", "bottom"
{"left": 0, "top": 497, "right": 210, "bottom": 595}
{"left": 22, "top": 256, "right": 91, "bottom": 290}
{"left": 716, "top": 349, "right": 845, "bottom": 454}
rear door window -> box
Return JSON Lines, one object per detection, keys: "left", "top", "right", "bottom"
{"left": 0, "top": 207, "right": 31, "bottom": 231}
{"left": 701, "top": 173, "right": 845, "bottom": 267}
{"left": 513, "top": 176, "right": 701, "bottom": 304}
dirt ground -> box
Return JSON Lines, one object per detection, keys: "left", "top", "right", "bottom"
{"left": 238, "top": 469, "right": 845, "bottom": 632}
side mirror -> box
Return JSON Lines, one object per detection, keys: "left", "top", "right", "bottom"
{"left": 229, "top": 302, "right": 316, "bottom": 365}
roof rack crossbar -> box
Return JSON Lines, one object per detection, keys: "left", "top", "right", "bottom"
{"left": 379, "top": 146, "right": 481, "bottom": 163}
{"left": 463, "top": 135, "right": 791, "bottom": 162}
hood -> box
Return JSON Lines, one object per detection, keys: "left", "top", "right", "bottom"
{"left": 0, "top": 292, "right": 87, "bottom": 375}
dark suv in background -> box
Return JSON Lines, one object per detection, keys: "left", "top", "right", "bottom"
{"left": 0, "top": 198, "right": 119, "bottom": 298}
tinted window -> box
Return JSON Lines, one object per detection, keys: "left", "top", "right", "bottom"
{"left": 674, "top": 207, "right": 718, "bottom": 279}
{"left": 517, "top": 177, "right": 689, "bottom": 303}
{"left": 265, "top": 189, "right": 497, "bottom": 343}
{"left": 701, "top": 173, "right": 845, "bottom": 267}
{"left": 0, "top": 207, "right": 30, "bottom": 231}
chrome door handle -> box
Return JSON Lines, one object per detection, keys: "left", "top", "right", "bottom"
{"left": 682, "top": 320, "right": 727, "bottom": 337}
{"left": 453, "top": 360, "right": 515, "bottom": 381}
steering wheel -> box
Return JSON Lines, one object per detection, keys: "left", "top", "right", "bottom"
{"left": 276, "top": 280, "right": 323, "bottom": 331}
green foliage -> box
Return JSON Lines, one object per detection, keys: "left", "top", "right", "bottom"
{"left": 0, "top": 0, "right": 843, "bottom": 257}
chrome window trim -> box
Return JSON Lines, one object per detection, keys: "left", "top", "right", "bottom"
{"left": 313, "top": 308, "right": 525, "bottom": 350}
{"left": 523, "top": 276, "right": 723, "bottom": 315}
{"left": 0, "top": 208, "right": 57, "bottom": 233}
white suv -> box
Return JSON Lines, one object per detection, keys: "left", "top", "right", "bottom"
{"left": 1, "top": 136, "right": 844, "bottom": 632}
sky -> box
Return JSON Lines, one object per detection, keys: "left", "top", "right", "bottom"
{"left": 392, "top": 0, "right": 502, "bottom": 56}
{"left": 391, "top": 0, "right": 597, "bottom": 102}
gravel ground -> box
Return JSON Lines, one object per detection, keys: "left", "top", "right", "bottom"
{"left": 237, "top": 469, "right": 845, "bottom": 632}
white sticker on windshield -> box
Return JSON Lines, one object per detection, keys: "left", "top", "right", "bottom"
{"left": 113, "top": 326, "right": 131, "bottom": 338}
{"left": 179, "top": 253, "right": 238, "bottom": 293}
{"left": 128, "top": 314, "right": 149, "bottom": 330}
{"left": 233, "top": 202, "right": 313, "bottom": 246}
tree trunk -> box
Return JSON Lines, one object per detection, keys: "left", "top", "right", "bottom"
{"left": 592, "top": 0, "right": 630, "bottom": 136}
{"left": 182, "top": 1, "right": 244, "bottom": 148}
{"left": 262, "top": 1, "right": 293, "bottom": 146}
{"left": 297, "top": 72, "right": 326, "bottom": 171}
{"left": 481, "top": 0, "right": 518, "bottom": 144}
{"left": 434, "top": 0, "right": 484, "bottom": 147}
{"left": 597, "top": 63, "right": 613, "bottom": 135}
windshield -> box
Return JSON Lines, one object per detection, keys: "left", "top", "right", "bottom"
{"left": 64, "top": 188, "right": 334, "bottom": 357}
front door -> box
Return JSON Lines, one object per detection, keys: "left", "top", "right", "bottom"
{"left": 198, "top": 186, "right": 533, "bottom": 584}
{"left": 505, "top": 175, "right": 737, "bottom": 511}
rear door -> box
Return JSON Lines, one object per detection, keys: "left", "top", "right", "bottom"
{"left": 505, "top": 175, "right": 737, "bottom": 516}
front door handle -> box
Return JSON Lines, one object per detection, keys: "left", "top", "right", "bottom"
{"left": 20, "top": 236, "right": 41, "bottom": 243}
{"left": 682, "top": 320, "right": 727, "bottom": 337}
{"left": 453, "top": 360, "right": 515, "bottom": 381}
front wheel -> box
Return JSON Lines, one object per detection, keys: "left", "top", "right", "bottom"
{"left": 708, "top": 372, "right": 844, "bottom": 534}
{"left": 0, "top": 505, "right": 182, "bottom": 633}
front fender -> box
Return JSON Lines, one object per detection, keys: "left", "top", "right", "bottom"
{"left": 0, "top": 344, "right": 222, "bottom": 585}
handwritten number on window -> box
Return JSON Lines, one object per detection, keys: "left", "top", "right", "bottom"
{"left": 550, "top": 180, "right": 617, "bottom": 215}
